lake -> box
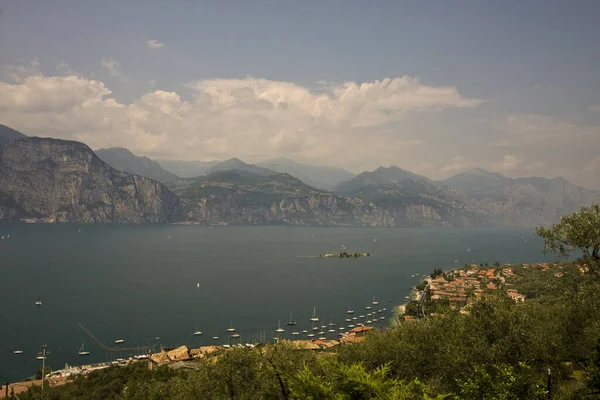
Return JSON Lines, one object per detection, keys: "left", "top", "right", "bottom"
{"left": 0, "top": 223, "right": 553, "bottom": 381}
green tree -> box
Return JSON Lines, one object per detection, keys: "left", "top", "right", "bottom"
{"left": 457, "top": 363, "right": 547, "bottom": 400}
{"left": 535, "top": 203, "right": 600, "bottom": 272}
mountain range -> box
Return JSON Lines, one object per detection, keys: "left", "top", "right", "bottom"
{"left": 1, "top": 124, "right": 599, "bottom": 227}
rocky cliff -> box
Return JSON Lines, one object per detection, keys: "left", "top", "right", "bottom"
{"left": 170, "top": 170, "right": 490, "bottom": 227}
{"left": 0, "top": 137, "right": 184, "bottom": 223}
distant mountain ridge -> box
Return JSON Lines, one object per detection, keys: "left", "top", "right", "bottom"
{"left": 257, "top": 157, "right": 355, "bottom": 190}
{"left": 1, "top": 124, "right": 598, "bottom": 227}
{"left": 206, "top": 158, "right": 274, "bottom": 176}
{"left": 442, "top": 169, "right": 600, "bottom": 227}
{"left": 96, "top": 147, "right": 178, "bottom": 184}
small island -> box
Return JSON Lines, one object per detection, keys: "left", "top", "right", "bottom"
{"left": 320, "top": 251, "right": 370, "bottom": 258}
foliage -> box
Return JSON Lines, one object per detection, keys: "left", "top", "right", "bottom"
{"left": 535, "top": 203, "right": 600, "bottom": 272}
{"left": 456, "top": 363, "right": 547, "bottom": 400}
{"left": 288, "top": 360, "right": 448, "bottom": 400}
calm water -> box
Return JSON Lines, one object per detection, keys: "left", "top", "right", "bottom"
{"left": 0, "top": 223, "right": 552, "bottom": 381}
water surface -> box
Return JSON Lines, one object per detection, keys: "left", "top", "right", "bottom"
{"left": 0, "top": 224, "right": 551, "bottom": 381}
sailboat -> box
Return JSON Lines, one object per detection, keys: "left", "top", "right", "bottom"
{"left": 193, "top": 325, "right": 203, "bottom": 336}
{"left": 114, "top": 338, "right": 125, "bottom": 344}
{"left": 34, "top": 296, "right": 42, "bottom": 307}
{"left": 212, "top": 334, "right": 219, "bottom": 340}
{"left": 309, "top": 306, "right": 319, "bottom": 322}
{"left": 13, "top": 350, "right": 23, "bottom": 355}
{"left": 78, "top": 341, "right": 90, "bottom": 356}
{"left": 226, "top": 321, "right": 236, "bottom": 332}
{"left": 372, "top": 296, "right": 379, "bottom": 306}
{"left": 286, "top": 312, "right": 297, "bottom": 326}
{"left": 346, "top": 300, "right": 354, "bottom": 315}
{"left": 275, "top": 320, "right": 285, "bottom": 333}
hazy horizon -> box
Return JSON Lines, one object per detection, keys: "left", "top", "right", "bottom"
{"left": 1, "top": 1, "right": 599, "bottom": 188}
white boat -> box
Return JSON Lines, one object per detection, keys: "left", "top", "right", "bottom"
{"left": 197, "top": 282, "right": 200, "bottom": 288}
{"left": 231, "top": 333, "right": 240, "bottom": 338}
{"left": 212, "top": 335, "right": 219, "bottom": 340}
{"left": 348, "top": 324, "right": 355, "bottom": 328}
{"left": 193, "top": 330, "right": 202, "bottom": 336}
{"left": 365, "top": 306, "right": 372, "bottom": 310}
{"left": 338, "top": 327, "right": 345, "bottom": 331}
{"left": 352, "top": 317, "right": 357, "bottom": 320}
{"left": 302, "top": 329, "right": 308, "bottom": 333}
{"left": 35, "top": 296, "right": 42, "bottom": 307}
{"left": 227, "top": 321, "right": 236, "bottom": 332}
{"left": 78, "top": 341, "right": 90, "bottom": 356}
{"left": 359, "top": 315, "right": 365, "bottom": 319}
{"left": 223, "top": 344, "right": 231, "bottom": 348}
{"left": 309, "top": 306, "right": 319, "bottom": 322}
{"left": 345, "top": 318, "right": 352, "bottom": 322}
{"left": 291, "top": 332, "right": 300, "bottom": 336}
{"left": 307, "top": 333, "right": 315, "bottom": 338}
{"left": 346, "top": 301, "right": 354, "bottom": 315}
{"left": 13, "top": 350, "right": 23, "bottom": 354}
{"left": 286, "top": 312, "right": 297, "bottom": 326}
{"left": 372, "top": 296, "right": 379, "bottom": 306}
{"left": 328, "top": 328, "right": 335, "bottom": 333}
{"left": 366, "top": 320, "right": 372, "bottom": 324}
{"left": 318, "top": 331, "right": 325, "bottom": 335}
{"left": 114, "top": 339, "right": 124, "bottom": 344}
{"left": 275, "top": 320, "right": 285, "bottom": 333}
{"left": 405, "top": 296, "right": 410, "bottom": 299}
{"left": 319, "top": 336, "right": 327, "bottom": 340}
{"left": 312, "top": 326, "right": 319, "bottom": 331}
{"left": 379, "top": 317, "right": 385, "bottom": 320}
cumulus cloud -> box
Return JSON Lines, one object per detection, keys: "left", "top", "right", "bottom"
{"left": 100, "top": 57, "right": 125, "bottom": 80}
{"left": 0, "top": 70, "right": 481, "bottom": 168}
{"left": 147, "top": 39, "right": 164, "bottom": 49}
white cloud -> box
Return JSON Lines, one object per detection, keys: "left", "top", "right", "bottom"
{"left": 493, "top": 113, "right": 600, "bottom": 148}
{"left": 100, "top": 57, "right": 125, "bottom": 80}
{"left": 0, "top": 70, "right": 481, "bottom": 169}
{"left": 588, "top": 104, "right": 600, "bottom": 113}
{"left": 440, "top": 156, "right": 475, "bottom": 173}
{"left": 146, "top": 39, "right": 164, "bottom": 49}
{"left": 491, "top": 154, "right": 545, "bottom": 173}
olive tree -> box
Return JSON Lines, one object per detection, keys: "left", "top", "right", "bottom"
{"left": 534, "top": 203, "right": 600, "bottom": 271}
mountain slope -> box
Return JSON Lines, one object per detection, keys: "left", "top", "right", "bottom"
{"left": 206, "top": 158, "right": 273, "bottom": 176}
{"left": 334, "top": 166, "right": 429, "bottom": 196}
{"left": 0, "top": 125, "right": 27, "bottom": 145}
{"left": 257, "top": 157, "right": 355, "bottom": 190}
{"left": 443, "top": 169, "right": 600, "bottom": 226}
{"left": 96, "top": 147, "right": 177, "bottom": 184}
{"left": 95, "top": 147, "right": 178, "bottom": 184}
{"left": 333, "top": 166, "right": 490, "bottom": 227}
{"left": 168, "top": 169, "right": 487, "bottom": 227}
{"left": 156, "top": 159, "right": 220, "bottom": 178}
{"left": 0, "top": 138, "right": 183, "bottom": 223}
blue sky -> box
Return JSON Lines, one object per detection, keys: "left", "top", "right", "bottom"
{"left": 1, "top": 0, "right": 599, "bottom": 188}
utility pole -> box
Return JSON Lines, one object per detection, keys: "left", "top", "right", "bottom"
{"left": 41, "top": 344, "right": 47, "bottom": 397}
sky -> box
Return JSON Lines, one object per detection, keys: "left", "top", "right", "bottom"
{"left": 1, "top": 0, "right": 599, "bottom": 189}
